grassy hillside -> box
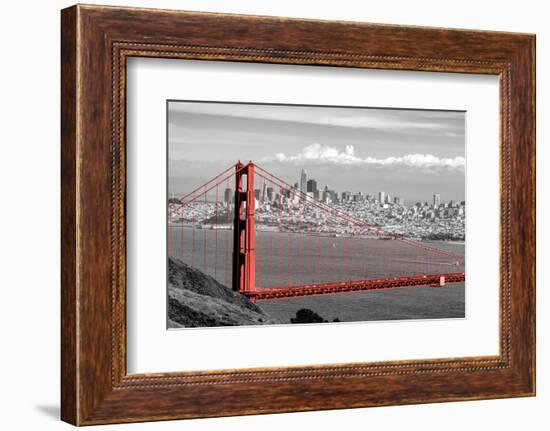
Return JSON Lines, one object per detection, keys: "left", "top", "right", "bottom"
{"left": 167, "top": 257, "right": 281, "bottom": 328}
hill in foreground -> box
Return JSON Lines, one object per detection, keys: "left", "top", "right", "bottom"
{"left": 167, "top": 257, "right": 281, "bottom": 328}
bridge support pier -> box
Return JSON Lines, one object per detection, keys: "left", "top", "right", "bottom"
{"left": 433, "top": 275, "right": 447, "bottom": 287}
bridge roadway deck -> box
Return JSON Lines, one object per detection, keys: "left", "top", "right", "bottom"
{"left": 241, "top": 272, "right": 465, "bottom": 302}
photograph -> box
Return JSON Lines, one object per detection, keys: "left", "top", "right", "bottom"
{"left": 166, "top": 101, "right": 466, "bottom": 328}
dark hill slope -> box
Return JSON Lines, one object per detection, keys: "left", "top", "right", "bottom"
{"left": 167, "top": 257, "right": 281, "bottom": 328}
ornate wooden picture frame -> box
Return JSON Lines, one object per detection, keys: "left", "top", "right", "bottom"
{"left": 61, "top": 4, "right": 535, "bottom": 425}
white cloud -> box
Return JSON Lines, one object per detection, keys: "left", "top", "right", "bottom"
{"left": 263, "top": 143, "right": 465, "bottom": 172}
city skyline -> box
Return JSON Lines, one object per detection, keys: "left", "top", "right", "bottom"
{"left": 170, "top": 162, "right": 466, "bottom": 241}
{"left": 172, "top": 164, "right": 462, "bottom": 208}
{"left": 168, "top": 101, "right": 465, "bottom": 203}
{"left": 280, "top": 167, "right": 459, "bottom": 207}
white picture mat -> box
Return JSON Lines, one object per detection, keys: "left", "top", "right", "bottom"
{"left": 126, "top": 58, "right": 500, "bottom": 374}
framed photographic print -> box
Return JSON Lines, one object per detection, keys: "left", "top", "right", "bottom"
{"left": 61, "top": 4, "right": 535, "bottom": 425}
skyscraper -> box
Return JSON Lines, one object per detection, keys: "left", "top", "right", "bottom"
{"left": 433, "top": 193, "right": 441, "bottom": 208}
{"left": 306, "top": 179, "right": 317, "bottom": 194}
{"left": 378, "top": 191, "right": 386, "bottom": 204}
{"left": 224, "top": 187, "right": 233, "bottom": 204}
{"left": 300, "top": 168, "right": 308, "bottom": 193}
{"left": 261, "top": 181, "right": 267, "bottom": 203}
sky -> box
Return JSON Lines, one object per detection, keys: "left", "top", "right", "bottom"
{"left": 168, "top": 101, "right": 465, "bottom": 204}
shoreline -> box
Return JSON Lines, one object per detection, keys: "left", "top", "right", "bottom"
{"left": 170, "top": 224, "right": 465, "bottom": 242}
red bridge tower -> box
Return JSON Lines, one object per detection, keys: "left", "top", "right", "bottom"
{"left": 232, "top": 161, "right": 256, "bottom": 294}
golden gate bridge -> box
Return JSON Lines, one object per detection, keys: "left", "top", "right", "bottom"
{"left": 168, "top": 161, "right": 465, "bottom": 302}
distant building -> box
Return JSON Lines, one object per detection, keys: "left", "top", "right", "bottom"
{"left": 306, "top": 179, "right": 317, "bottom": 194}
{"left": 224, "top": 187, "right": 233, "bottom": 203}
{"left": 322, "top": 186, "right": 331, "bottom": 203}
{"left": 352, "top": 192, "right": 365, "bottom": 202}
{"left": 378, "top": 191, "right": 386, "bottom": 204}
{"left": 393, "top": 196, "right": 404, "bottom": 205}
{"left": 433, "top": 193, "right": 441, "bottom": 208}
{"left": 282, "top": 188, "right": 291, "bottom": 199}
{"left": 261, "top": 181, "right": 267, "bottom": 203}
{"left": 254, "top": 189, "right": 260, "bottom": 200}
{"left": 300, "top": 169, "right": 308, "bottom": 193}
{"left": 266, "top": 187, "right": 274, "bottom": 202}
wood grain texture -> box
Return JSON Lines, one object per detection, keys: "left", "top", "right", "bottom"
{"left": 60, "top": 5, "right": 78, "bottom": 425}
{"left": 60, "top": 4, "right": 535, "bottom": 425}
